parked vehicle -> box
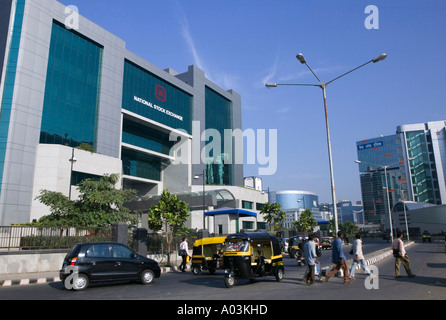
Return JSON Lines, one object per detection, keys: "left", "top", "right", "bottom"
{"left": 223, "top": 232, "right": 284, "bottom": 288}
{"left": 191, "top": 237, "right": 226, "bottom": 275}
{"left": 59, "top": 242, "right": 161, "bottom": 291}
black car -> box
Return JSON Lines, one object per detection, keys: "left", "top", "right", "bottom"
{"left": 59, "top": 242, "right": 161, "bottom": 291}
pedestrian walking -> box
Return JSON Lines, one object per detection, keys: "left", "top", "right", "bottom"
{"left": 320, "top": 231, "right": 350, "bottom": 284}
{"left": 392, "top": 231, "right": 415, "bottom": 278}
{"left": 179, "top": 236, "right": 190, "bottom": 272}
{"left": 303, "top": 234, "right": 318, "bottom": 285}
{"left": 349, "top": 233, "right": 373, "bottom": 279}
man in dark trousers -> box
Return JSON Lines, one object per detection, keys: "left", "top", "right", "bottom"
{"left": 320, "top": 231, "right": 350, "bottom": 284}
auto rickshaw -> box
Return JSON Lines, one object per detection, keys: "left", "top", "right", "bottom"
{"left": 289, "top": 236, "right": 308, "bottom": 266}
{"left": 321, "top": 236, "right": 334, "bottom": 250}
{"left": 191, "top": 237, "right": 226, "bottom": 275}
{"left": 223, "top": 232, "right": 284, "bottom": 288}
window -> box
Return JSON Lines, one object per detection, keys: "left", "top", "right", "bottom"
{"left": 122, "top": 60, "right": 192, "bottom": 134}
{"left": 86, "top": 244, "right": 111, "bottom": 258}
{"left": 242, "top": 221, "right": 254, "bottom": 230}
{"left": 205, "top": 86, "right": 233, "bottom": 185}
{"left": 40, "top": 21, "right": 103, "bottom": 150}
{"left": 242, "top": 201, "right": 253, "bottom": 209}
{"left": 111, "top": 245, "right": 134, "bottom": 259}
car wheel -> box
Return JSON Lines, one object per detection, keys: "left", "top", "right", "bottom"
{"left": 276, "top": 268, "right": 284, "bottom": 282}
{"left": 72, "top": 274, "right": 89, "bottom": 291}
{"left": 141, "top": 269, "right": 155, "bottom": 285}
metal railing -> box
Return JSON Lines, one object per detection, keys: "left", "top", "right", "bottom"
{"left": 0, "top": 226, "right": 112, "bottom": 251}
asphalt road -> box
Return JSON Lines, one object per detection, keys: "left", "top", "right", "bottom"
{"left": 0, "top": 241, "right": 445, "bottom": 306}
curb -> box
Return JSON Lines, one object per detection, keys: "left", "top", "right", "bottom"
{"left": 0, "top": 266, "right": 177, "bottom": 288}
{"left": 1, "top": 244, "right": 415, "bottom": 287}
{"left": 320, "top": 241, "right": 415, "bottom": 275}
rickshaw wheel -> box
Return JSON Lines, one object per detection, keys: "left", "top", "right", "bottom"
{"left": 275, "top": 268, "right": 284, "bottom": 282}
{"left": 192, "top": 266, "right": 201, "bottom": 275}
{"left": 225, "top": 276, "right": 236, "bottom": 288}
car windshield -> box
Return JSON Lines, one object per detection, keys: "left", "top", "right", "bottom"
{"left": 225, "top": 239, "right": 249, "bottom": 252}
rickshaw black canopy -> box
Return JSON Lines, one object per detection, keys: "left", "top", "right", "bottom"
{"left": 225, "top": 232, "right": 282, "bottom": 256}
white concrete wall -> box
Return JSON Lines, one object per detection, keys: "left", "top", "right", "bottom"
{"left": 31, "top": 144, "right": 122, "bottom": 222}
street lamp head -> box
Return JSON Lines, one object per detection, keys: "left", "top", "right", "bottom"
{"left": 372, "top": 53, "right": 387, "bottom": 63}
{"left": 354, "top": 160, "right": 362, "bottom": 164}
{"left": 265, "top": 82, "right": 278, "bottom": 88}
{"left": 296, "top": 53, "right": 306, "bottom": 64}
{"left": 194, "top": 175, "right": 200, "bottom": 180}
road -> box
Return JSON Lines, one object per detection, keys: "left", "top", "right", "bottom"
{"left": 0, "top": 241, "right": 445, "bottom": 307}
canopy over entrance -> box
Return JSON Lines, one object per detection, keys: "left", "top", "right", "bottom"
{"left": 205, "top": 207, "right": 257, "bottom": 217}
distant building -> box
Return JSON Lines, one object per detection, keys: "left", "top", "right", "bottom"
{"left": 356, "top": 120, "right": 446, "bottom": 232}
{"left": 271, "top": 190, "right": 322, "bottom": 228}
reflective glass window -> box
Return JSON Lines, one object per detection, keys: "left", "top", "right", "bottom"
{"left": 205, "top": 87, "right": 233, "bottom": 185}
{"left": 122, "top": 60, "right": 192, "bottom": 134}
{"left": 40, "top": 21, "right": 103, "bottom": 149}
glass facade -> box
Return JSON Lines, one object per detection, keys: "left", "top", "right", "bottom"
{"left": 275, "top": 191, "right": 319, "bottom": 210}
{"left": 357, "top": 134, "right": 407, "bottom": 227}
{"left": 0, "top": 0, "right": 26, "bottom": 194}
{"left": 205, "top": 86, "right": 233, "bottom": 185}
{"left": 40, "top": 21, "right": 103, "bottom": 150}
{"left": 122, "top": 60, "right": 192, "bottom": 134}
{"left": 405, "top": 130, "right": 436, "bottom": 204}
{"left": 122, "top": 118, "right": 174, "bottom": 155}
{"left": 121, "top": 60, "right": 192, "bottom": 182}
{"left": 121, "top": 148, "right": 162, "bottom": 181}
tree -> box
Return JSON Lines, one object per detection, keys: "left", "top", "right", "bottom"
{"left": 148, "top": 190, "right": 190, "bottom": 256}
{"left": 260, "top": 202, "right": 286, "bottom": 235}
{"left": 36, "top": 174, "right": 137, "bottom": 227}
{"left": 341, "top": 220, "right": 359, "bottom": 239}
{"left": 292, "top": 209, "right": 318, "bottom": 232}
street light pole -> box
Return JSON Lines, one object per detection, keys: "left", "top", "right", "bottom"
{"left": 266, "top": 52, "right": 387, "bottom": 236}
{"left": 383, "top": 165, "right": 394, "bottom": 242}
{"left": 194, "top": 170, "right": 206, "bottom": 230}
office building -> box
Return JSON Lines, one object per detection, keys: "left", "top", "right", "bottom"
{"left": 271, "top": 190, "right": 322, "bottom": 228}
{"left": 0, "top": 0, "right": 242, "bottom": 225}
{"left": 356, "top": 120, "right": 446, "bottom": 231}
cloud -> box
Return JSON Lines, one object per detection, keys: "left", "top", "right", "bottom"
{"left": 177, "top": 6, "right": 242, "bottom": 91}
{"left": 275, "top": 107, "right": 290, "bottom": 114}
{"left": 260, "top": 53, "right": 280, "bottom": 87}
{"left": 178, "top": 13, "right": 208, "bottom": 76}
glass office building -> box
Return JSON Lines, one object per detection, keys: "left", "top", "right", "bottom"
{"left": 356, "top": 134, "right": 407, "bottom": 227}
{"left": 357, "top": 121, "right": 446, "bottom": 231}
{"left": 0, "top": 0, "right": 242, "bottom": 225}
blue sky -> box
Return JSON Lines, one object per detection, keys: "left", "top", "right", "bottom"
{"left": 60, "top": 0, "right": 446, "bottom": 203}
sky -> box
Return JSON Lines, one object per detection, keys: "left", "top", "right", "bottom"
{"left": 59, "top": 0, "right": 446, "bottom": 204}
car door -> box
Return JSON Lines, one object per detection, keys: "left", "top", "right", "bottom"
{"left": 83, "top": 244, "right": 115, "bottom": 282}
{"left": 110, "top": 244, "right": 141, "bottom": 280}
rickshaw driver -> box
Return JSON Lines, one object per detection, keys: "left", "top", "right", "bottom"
{"left": 255, "top": 244, "right": 266, "bottom": 274}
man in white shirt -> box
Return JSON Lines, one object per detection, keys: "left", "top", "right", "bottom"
{"left": 349, "top": 233, "right": 372, "bottom": 279}
{"left": 392, "top": 231, "right": 415, "bottom": 278}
